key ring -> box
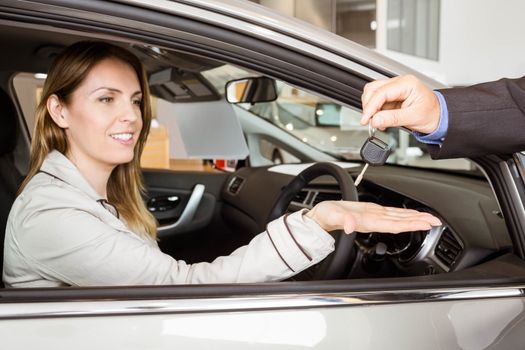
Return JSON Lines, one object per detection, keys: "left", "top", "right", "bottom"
{"left": 368, "top": 120, "right": 376, "bottom": 138}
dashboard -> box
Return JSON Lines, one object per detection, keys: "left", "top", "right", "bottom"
{"left": 288, "top": 181, "right": 462, "bottom": 277}
{"left": 221, "top": 163, "right": 512, "bottom": 279}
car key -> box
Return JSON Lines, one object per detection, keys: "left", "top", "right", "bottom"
{"left": 354, "top": 123, "right": 392, "bottom": 186}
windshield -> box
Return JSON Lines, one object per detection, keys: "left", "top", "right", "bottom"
{"left": 203, "top": 65, "right": 475, "bottom": 173}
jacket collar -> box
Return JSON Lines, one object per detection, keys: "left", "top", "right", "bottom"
{"left": 39, "top": 150, "right": 153, "bottom": 242}
{"left": 40, "top": 150, "right": 104, "bottom": 201}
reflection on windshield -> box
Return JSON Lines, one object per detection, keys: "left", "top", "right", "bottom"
{"left": 244, "top": 82, "right": 393, "bottom": 161}
{"left": 203, "top": 64, "right": 475, "bottom": 172}
{"left": 250, "top": 102, "right": 312, "bottom": 130}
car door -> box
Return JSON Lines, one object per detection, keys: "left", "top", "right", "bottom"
{"left": 143, "top": 169, "right": 248, "bottom": 263}
{"left": 1, "top": 1, "right": 525, "bottom": 349}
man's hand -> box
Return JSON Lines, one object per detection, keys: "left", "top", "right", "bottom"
{"left": 360, "top": 75, "right": 441, "bottom": 134}
{"left": 305, "top": 200, "right": 442, "bottom": 234}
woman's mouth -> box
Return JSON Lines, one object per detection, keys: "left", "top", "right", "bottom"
{"left": 110, "top": 132, "right": 134, "bottom": 145}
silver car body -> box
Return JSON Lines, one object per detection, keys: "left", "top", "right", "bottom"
{"left": 1, "top": 288, "right": 525, "bottom": 349}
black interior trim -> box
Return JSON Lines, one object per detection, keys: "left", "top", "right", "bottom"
{"left": 143, "top": 170, "right": 229, "bottom": 197}
{"left": 474, "top": 156, "right": 525, "bottom": 259}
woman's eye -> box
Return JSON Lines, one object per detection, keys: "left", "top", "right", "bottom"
{"left": 132, "top": 99, "right": 142, "bottom": 106}
{"left": 99, "top": 97, "right": 113, "bottom": 103}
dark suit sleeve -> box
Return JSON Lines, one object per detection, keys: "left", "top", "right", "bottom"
{"left": 427, "top": 77, "right": 525, "bottom": 159}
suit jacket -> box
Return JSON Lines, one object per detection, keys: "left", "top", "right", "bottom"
{"left": 428, "top": 77, "right": 525, "bottom": 159}
{"left": 3, "top": 151, "right": 334, "bottom": 287}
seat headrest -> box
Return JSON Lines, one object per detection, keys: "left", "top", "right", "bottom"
{"left": 0, "top": 89, "right": 18, "bottom": 156}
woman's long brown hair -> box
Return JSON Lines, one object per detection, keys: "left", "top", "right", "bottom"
{"left": 20, "top": 41, "right": 157, "bottom": 238}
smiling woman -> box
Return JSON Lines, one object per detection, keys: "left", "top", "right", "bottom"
{"left": 19, "top": 41, "right": 157, "bottom": 239}
{"left": 46, "top": 58, "right": 144, "bottom": 193}
{"left": 1, "top": 41, "right": 440, "bottom": 288}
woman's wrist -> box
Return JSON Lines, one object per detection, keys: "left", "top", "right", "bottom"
{"left": 303, "top": 207, "right": 319, "bottom": 225}
{"left": 304, "top": 206, "right": 333, "bottom": 232}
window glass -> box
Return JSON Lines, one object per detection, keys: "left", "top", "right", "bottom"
{"left": 259, "top": 139, "right": 300, "bottom": 165}
{"left": 240, "top": 81, "right": 382, "bottom": 161}
{"left": 13, "top": 64, "right": 474, "bottom": 173}
{"left": 12, "top": 72, "right": 223, "bottom": 172}
{"left": 12, "top": 72, "right": 45, "bottom": 136}
{"left": 232, "top": 79, "right": 473, "bottom": 172}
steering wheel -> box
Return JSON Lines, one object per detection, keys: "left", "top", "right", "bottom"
{"left": 267, "top": 162, "right": 359, "bottom": 280}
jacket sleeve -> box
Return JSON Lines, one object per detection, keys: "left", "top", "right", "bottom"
{"left": 13, "top": 207, "right": 334, "bottom": 286}
{"left": 428, "top": 77, "right": 525, "bottom": 159}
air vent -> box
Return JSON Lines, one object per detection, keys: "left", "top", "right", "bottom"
{"left": 293, "top": 190, "right": 309, "bottom": 205}
{"left": 435, "top": 228, "right": 463, "bottom": 269}
{"left": 228, "top": 176, "right": 244, "bottom": 195}
{"left": 312, "top": 190, "right": 342, "bottom": 206}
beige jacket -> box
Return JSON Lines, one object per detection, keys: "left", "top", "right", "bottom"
{"left": 3, "top": 151, "right": 334, "bottom": 287}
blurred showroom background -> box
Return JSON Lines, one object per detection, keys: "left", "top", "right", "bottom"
{"left": 253, "top": 0, "right": 525, "bottom": 87}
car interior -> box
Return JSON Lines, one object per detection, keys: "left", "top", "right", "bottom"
{"left": 1, "top": 16, "right": 525, "bottom": 294}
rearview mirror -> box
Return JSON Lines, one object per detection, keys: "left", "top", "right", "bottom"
{"left": 225, "top": 77, "right": 277, "bottom": 104}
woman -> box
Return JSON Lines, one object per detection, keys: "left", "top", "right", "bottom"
{"left": 2, "top": 41, "right": 441, "bottom": 287}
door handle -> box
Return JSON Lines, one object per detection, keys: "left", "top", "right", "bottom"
{"left": 157, "top": 184, "right": 205, "bottom": 238}
{"left": 148, "top": 195, "right": 180, "bottom": 220}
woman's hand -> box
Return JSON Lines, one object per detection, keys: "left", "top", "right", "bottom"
{"left": 360, "top": 75, "right": 441, "bottom": 134}
{"left": 305, "top": 201, "right": 442, "bottom": 234}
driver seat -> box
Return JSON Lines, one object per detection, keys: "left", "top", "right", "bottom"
{"left": 0, "top": 88, "right": 24, "bottom": 288}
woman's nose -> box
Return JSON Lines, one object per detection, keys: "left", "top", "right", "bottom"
{"left": 120, "top": 102, "right": 141, "bottom": 123}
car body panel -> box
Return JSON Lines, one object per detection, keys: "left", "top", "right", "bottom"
{"left": 0, "top": 286, "right": 524, "bottom": 349}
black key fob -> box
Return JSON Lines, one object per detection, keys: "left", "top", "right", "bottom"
{"left": 360, "top": 136, "right": 392, "bottom": 166}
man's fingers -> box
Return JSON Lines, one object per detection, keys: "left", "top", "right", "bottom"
{"left": 361, "top": 75, "right": 417, "bottom": 125}
{"left": 362, "top": 75, "right": 410, "bottom": 107}
{"left": 369, "top": 108, "right": 410, "bottom": 129}
{"left": 362, "top": 79, "right": 391, "bottom": 109}
{"left": 381, "top": 101, "right": 400, "bottom": 111}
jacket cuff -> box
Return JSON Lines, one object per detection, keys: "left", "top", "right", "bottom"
{"left": 266, "top": 209, "right": 334, "bottom": 272}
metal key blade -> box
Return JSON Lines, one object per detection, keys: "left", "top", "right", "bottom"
{"left": 354, "top": 163, "right": 369, "bottom": 186}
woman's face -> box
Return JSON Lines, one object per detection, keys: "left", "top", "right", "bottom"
{"left": 54, "top": 57, "right": 143, "bottom": 171}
